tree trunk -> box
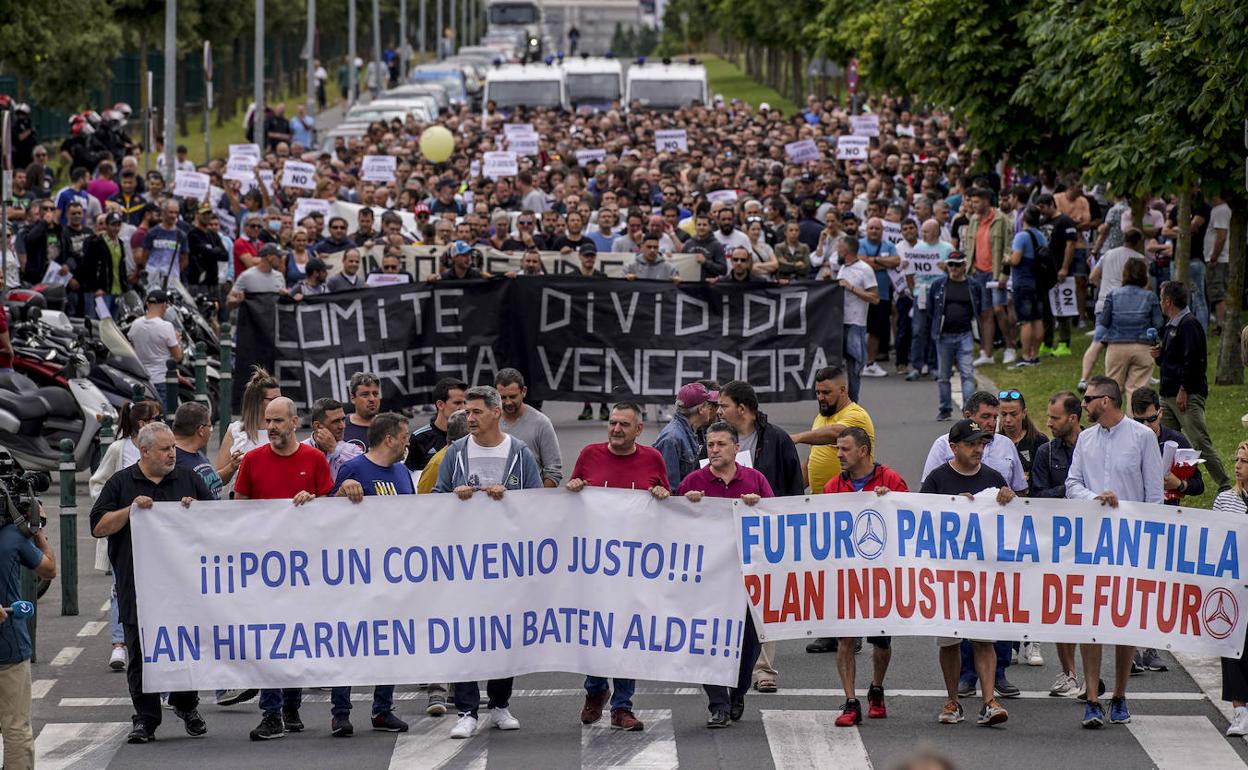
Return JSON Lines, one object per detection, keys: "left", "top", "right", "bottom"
{"left": 789, "top": 48, "right": 803, "bottom": 106}
{"left": 1173, "top": 187, "right": 1191, "bottom": 286}
{"left": 1215, "top": 202, "right": 1245, "bottom": 385}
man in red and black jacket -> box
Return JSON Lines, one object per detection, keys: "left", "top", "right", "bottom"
{"left": 822, "top": 426, "right": 908, "bottom": 728}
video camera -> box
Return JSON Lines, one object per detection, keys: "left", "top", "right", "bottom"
{"left": 0, "top": 450, "right": 49, "bottom": 538}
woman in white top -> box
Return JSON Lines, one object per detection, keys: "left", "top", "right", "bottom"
{"left": 1216, "top": 440, "right": 1248, "bottom": 737}
{"left": 88, "top": 398, "right": 162, "bottom": 671}
{"left": 745, "top": 218, "right": 778, "bottom": 277}
{"left": 217, "top": 365, "right": 281, "bottom": 470}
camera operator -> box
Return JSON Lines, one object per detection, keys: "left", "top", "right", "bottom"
{"left": 0, "top": 469, "right": 56, "bottom": 770}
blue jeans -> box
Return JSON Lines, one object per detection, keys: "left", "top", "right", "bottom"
{"left": 453, "top": 678, "right": 512, "bottom": 718}
{"left": 1189, "top": 259, "right": 1209, "bottom": 333}
{"left": 110, "top": 578, "right": 124, "bottom": 645}
{"left": 259, "top": 688, "right": 302, "bottom": 716}
{"left": 910, "top": 305, "right": 937, "bottom": 371}
{"left": 844, "top": 324, "right": 867, "bottom": 403}
{"left": 331, "top": 685, "right": 395, "bottom": 717}
{"left": 959, "top": 639, "right": 1012, "bottom": 688}
{"left": 937, "top": 332, "right": 975, "bottom": 414}
{"left": 585, "top": 676, "right": 635, "bottom": 713}
{"left": 154, "top": 382, "right": 168, "bottom": 406}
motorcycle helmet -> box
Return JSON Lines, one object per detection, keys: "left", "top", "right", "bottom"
{"left": 113, "top": 102, "right": 133, "bottom": 118}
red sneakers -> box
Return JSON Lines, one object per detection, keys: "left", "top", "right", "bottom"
{"left": 867, "top": 684, "right": 887, "bottom": 719}
{"left": 834, "top": 699, "right": 862, "bottom": 727}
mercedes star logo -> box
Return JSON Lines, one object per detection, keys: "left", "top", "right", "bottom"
{"left": 854, "top": 509, "right": 887, "bottom": 560}
{"left": 1203, "top": 588, "right": 1238, "bottom": 640}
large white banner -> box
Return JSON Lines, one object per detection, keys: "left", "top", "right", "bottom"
{"left": 132, "top": 489, "right": 746, "bottom": 691}
{"left": 738, "top": 492, "right": 1248, "bottom": 656}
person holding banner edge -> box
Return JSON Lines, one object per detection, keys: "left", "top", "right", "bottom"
{"left": 921, "top": 418, "right": 1019, "bottom": 727}
{"left": 678, "top": 420, "right": 770, "bottom": 728}
{"left": 1065, "top": 375, "right": 1164, "bottom": 729}
{"left": 566, "top": 402, "right": 672, "bottom": 732}
{"left": 433, "top": 386, "right": 543, "bottom": 739}
{"left": 1215, "top": 441, "right": 1248, "bottom": 736}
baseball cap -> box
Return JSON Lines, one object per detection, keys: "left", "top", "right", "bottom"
{"left": 578, "top": 242, "right": 598, "bottom": 256}
{"left": 146, "top": 289, "right": 169, "bottom": 304}
{"left": 414, "top": 203, "right": 431, "bottom": 215}
{"left": 450, "top": 240, "right": 472, "bottom": 256}
{"left": 306, "top": 258, "right": 328, "bottom": 273}
{"left": 840, "top": 211, "right": 860, "bottom": 222}
{"left": 946, "top": 251, "right": 967, "bottom": 265}
{"left": 258, "top": 243, "right": 282, "bottom": 258}
{"left": 800, "top": 172, "right": 817, "bottom": 183}
{"left": 948, "top": 419, "right": 988, "bottom": 445}
{"left": 104, "top": 212, "right": 122, "bottom": 226}
{"left": 676, "top": 382, "right": 718, "bottom": 409}
{"left": 196, "top": 202, "right": 213, "bottom": 215}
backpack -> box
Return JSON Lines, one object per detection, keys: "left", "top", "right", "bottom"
{"left": 1026, "top": 229, "right": 1057, "bottom": 291}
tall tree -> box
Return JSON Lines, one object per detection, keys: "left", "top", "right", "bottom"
{"left": 0, "top": 2, "right": 123, "bottom": 111}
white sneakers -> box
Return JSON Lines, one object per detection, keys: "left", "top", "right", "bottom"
{"left": 1228, "top": 706, "right": 1248, "bottom": 737}
{"left": 1002, "top": 348, "right": 1018, "bottom": 364}
{"left": 493, "top": 706, "right": 520, "bottom": 730}
{"left": 1049, "top": 671, "right": 1079, "bottom": 697}
{"left": 109, "top": 645, "right": 127, "bottom": 671}
{"left": 861, "top": 363, "right": 888, "bottom": 378}
{"left": 1021, "top": 641, "right": 1044, "bottom": 666}
{"left": 972, "top": 353, "right": 995, "bottom": 366}
{"left": 451, "top": 714, "right": 478, "bottom": 739}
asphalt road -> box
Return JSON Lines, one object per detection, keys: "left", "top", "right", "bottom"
{"left": 20, "top": 376, "right": 1248, "bottom": 769}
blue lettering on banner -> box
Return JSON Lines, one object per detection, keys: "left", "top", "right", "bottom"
{"left": 203, "top": 619, "right": 418, "bottom": 661}
{"left": 739, "top": 511, "right": 852, "bottom": 565}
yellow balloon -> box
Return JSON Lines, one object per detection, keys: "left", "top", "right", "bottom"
{"left": 420, "top": 125, "right": 455, "bottom": 163}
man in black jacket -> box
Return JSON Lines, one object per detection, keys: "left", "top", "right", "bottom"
{"left": 81, "top": 213, "right": 126, "bottom": 317}
{"left": 713, "top": 380, "right": 803, "bottom": 496}
{"left": 684, "top": 214, "right": 728, "bottom": 281}
{"left": 1154, "top": 281, "right": 1228, "bottom": 491}
{"left": 186, "top": 205, "right": 227, "bottom": 292}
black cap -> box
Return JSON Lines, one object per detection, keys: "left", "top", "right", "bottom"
{"left": 146, "top": 289, "right": 169, "bottom": 304}
{"left": 258, "top": 244, "right": 282, "bottom": 258}
{"left": 306, "top": 257, "right": 328, "bottom": 273}
{"left": 800, "top": 172, "right": 817, "bottom": 183}
{"left": 104, "top": 212, "right": 122, "bottom": 225}
{"left": 840, "top": 211, "right": 860, "bottom": 222}
{"left": 578, "top": 242, "right": 598, "bottom": 256}
{"left": 948, "top": 419, "right": 988, "bottom": 444}
{"left": 946, "top": 250, "right": 967, "bottom": 265}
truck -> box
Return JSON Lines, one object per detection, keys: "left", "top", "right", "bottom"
{"left": 624, "top": 58, "right": 709, "bottom": 110}
{"left": 485, "top": 0, "right": 546, "bottom": 62}
{"left": 483, "top": 62, "right": 568, "bottom": 111}
{"left": 560, "top": 56, "right": 624, "bottom": 111}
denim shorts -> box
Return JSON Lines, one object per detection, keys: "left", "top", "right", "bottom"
{"left": 970, "top": 269, "right": 1008, "bottom": 309}
{"left": 1012, "top": 285, "right": 1043, "bottom": 322}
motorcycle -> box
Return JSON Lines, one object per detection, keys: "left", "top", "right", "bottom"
{"left": 0, "top": 368, "right": 115, "bottom": 472}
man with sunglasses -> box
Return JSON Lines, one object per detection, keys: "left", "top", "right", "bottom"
{"left": 1066, "top": 375, "right": 1164, "bottom": 729}
{"left": 718, "top": 246, "right": 764, "bottom": 284}
{"left": 312, "top": 216, "right": 353, "bottom": 256}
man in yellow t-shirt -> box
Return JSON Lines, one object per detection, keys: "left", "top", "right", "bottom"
{"left": 789, "top": 366, "right": 876, "bottom": 496}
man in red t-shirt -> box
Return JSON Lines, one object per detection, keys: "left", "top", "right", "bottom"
{"left": 823, "top": 426, "right": 908, "bottom": 728}
{"left": 233, "top": 396, "right": 332, "bottom": 742}
{"left": 566, "top": 402, "right": 670, "bottom": 732}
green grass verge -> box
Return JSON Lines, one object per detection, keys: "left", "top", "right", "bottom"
{"left": 700, "top": 55, "right": 798, "bottom": 117}
{"left": 976, "top": 327, "right": 1245, "bottom": 509}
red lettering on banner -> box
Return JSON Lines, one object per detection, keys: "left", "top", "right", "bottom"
{"left": 1157, "top": 581, "right": 1180, "bottom": 633}
{"left": 1135, "top": 578, "right": 1157, "bottom": 629}
{"left": 1042, "top": 574, "right": 1062, "bottom": 624}
{"left": 935, "top": 570, "right": 956, "bottom": 619}
{"left": 918, "top": 568, "right": 936, "bottom": 617}
{"left": 895, "top": 568, "right": 916, "bottom": 618}
{"left": 1111, "top": 576, "right": 1133, "bottom": 628}
{"left": 1093, "top": 575, "right": 1112, "bottom": 624}
{"left": 849, "top": 568, "right": 869, "bottom": 619}
{"left": 744, "top": 574, "right": 761, "bottom": 605}
{"left": 756, "top": 571, "right": 825, "bottom": 623}
{"left": 1181, "top": 584, "right": 1201, "bottom": 636}
{"left": 1066, "top": 575, "right": 1084, "bottom": 624}
{"left": 872, "top": 569, "right": 892, "bottom": 617}
{"left": 988, "top": 573, "right": 1009, "bottom": 623}
{"left": 1012, "top": 573, "right": 1030, "bottom": 623}
{"left": 957, "top": 571, "right": 977, "bottom": 621}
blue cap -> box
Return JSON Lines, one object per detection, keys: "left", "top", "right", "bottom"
{"left": 451, "top": 240, "right": 472, "bottom": 256}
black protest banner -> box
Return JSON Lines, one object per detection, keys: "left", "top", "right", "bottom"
{"left": 234, "top": 278, "right": 842, "bottom": 409}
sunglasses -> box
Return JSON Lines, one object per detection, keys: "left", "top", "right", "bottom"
{"left": 998, "top": 390, "right": 1022, "bottom": 401}
{"left": 1134, "top": 413, "right": 1160, "bottom": 424}
{"left": 1082, "top": 394, "right": 1108, "bottom": 404}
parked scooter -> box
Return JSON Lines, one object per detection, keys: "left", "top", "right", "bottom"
{"left": 0, "top": 369, "right": 115, "bottom": 472}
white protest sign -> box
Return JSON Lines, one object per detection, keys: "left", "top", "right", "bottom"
{"left": 740, "top": 491, "right": 1248, "bottom": 656}
{"left": 654, "top": 129, "right": 688, "bottom": 153}
{"left": 281, "top": 161, "right": 317, "bottom": 190}
{"left": 360, "top": 155, "right": 397, "bottom": 183}
{"left": 503, "top": 123, "right": 536, "bottom": 139}
{"left": 836, "top": 136, "right": 870, "bottom": 161}
{"left": 365, "top": 272, "right": 413, "bottom": 287}
{"left": 1049, "top": 276, "right": 1078, "bottom": 317}
{"left": 229, "top": 143, "right": 262, "bottom": 159}
{"left": 173, "top": 171, "right": 211, "bottom": 200}
{"left": 131, "top": 489, "right": 746, "bottom": 690}
{"left": 483, "top": 151, "right": 519, "bottom": 179}
{"left": 257, "top": 170, "right": 276, "bottom": 196}
{"left": 508, "top": 134, "right": 540, "bottom": 156}
{"left": 851, "top": 114, "right": 880, "bottom": 137}
{"left": 292, "top": 198, "right": 331, "bottom": 230}
{"left": 576, "top": 149, "right": 606, "bottom": 167}
{"left": 784, "top": 139, "right": 821, "bottom": 164}
{"left": 225, "top": 156, "right": 257, "bottom": 182}
{"left": 882, "top": 220, "right": 903, "bottom": 245}
{"left": 469, "top": 160, "right": 481, "bottom": 178}
{"left": 905, "top": 247, "right": 944, "bottom": 277}
{"left": 705, "top": 189, "right": 739, "bottom": 205}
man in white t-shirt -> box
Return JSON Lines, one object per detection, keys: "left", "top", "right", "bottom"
{"left": 712, "top": 208, "right": 751, "bottom": 254}
{"left": 1204, "top": 194, "right": 1231, "bottom": 333}
{"left": 835, "top": 236, "right": 880, "bottom": 403}
{"left": 126, "top": 289, "right": 182, "bottom": 404}
{"left": 226, "top": 244, "right": 287, "bottom": 308}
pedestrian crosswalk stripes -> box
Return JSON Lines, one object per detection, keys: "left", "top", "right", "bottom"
{"left": 18, "top": 713, "right": 1247, "bottom": 769}
{"left": 1127, "top": 716, "right": 1246, "bottom": 770}
{"left": 582, "top": 709, "right": 676, "bottom": 769}
{"left": 762, "top": 709, "right": 873, "bottom": 770}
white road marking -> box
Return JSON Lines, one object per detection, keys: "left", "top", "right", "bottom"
{"left": 582, "top": 708, "right": 676, "bottom": 770}
{"left": 34, "top": 722, "right": 130, "bottom": 770}
{"left": 388, "top": 716, "right": 488, "bottom": 770}
{"left": 1128, "top": 715, "right": 1247, "bottom": 769}
{"left": 50, "top": 647, "right": 83, "bottom": 667}
{"left": 1175, "top": 651, "right": 1234, "bottom": 722}
{"left": 32, "top": 679, "right": 55, "bottom": 699}
{"left": 99, "top": 599, "right": 111, "bottom": 614}
{"left": 77, "top": 621, "right": 108, "bottom": 637}
{"left": 763, "top": 709, "right": 872, "bottom": 770}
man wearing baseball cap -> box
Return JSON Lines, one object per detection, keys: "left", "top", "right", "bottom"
{"left": 921, "top": 418, "right": 1018, "bottom": 727}
{"left": 653, "top": 383, "right": 719, "bottom": 490}
{"left": 127, "top": 289, "right": 183, "bottom": 404}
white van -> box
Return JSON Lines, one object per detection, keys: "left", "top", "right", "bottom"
{"left": 560, "top": 56, "right": 624, "bottom": 111}
{"left": 624, "top": 58, "right": 709, "bottom": 110}
{"left": 484, "top": 63, "right": 568, "bottom": 111}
